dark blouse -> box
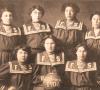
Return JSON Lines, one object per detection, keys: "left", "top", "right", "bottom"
{"left": 65, "top": 60, "right": 97, "bottom": 87}
{"left": 0, "top": 23, "right": 22, "bottom": 65}
{"left": 53, "top": 19, "right": 87, "bottom": 60}
{"left": 23, "top": 21, "right": 52, "bottom": 54}
{"left": 0, "top": 61, "right": 38, "bottom": 90}
{"left": 85, "top": 30, "right": 100, "bottom": 61}
{"left": 36, "top": 51, "right": 66, "bottom": 87}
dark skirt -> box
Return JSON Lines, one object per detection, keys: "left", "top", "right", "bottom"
{"left": 33, "top": 86, "right": 69, "bottom": 90}
{"left": 70, "top": 86, "right": 97, "bottom": 90}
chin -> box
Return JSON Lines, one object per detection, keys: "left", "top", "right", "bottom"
{"left": 32, "top": 20, "right": 40, "bottom": 23}
{"left": 4, "top": 23, "right": 11, "bottom": 25}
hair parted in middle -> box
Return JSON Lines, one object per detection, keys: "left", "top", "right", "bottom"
{"left": 61, "top": 3, "right": 80, "bottom": 14}
{"left": 29, "top": 5, "right": 45, "bottom": 16}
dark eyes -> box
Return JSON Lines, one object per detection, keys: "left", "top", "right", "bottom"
{"left": 4, "top": 14, "right": 12, "bottom": 17}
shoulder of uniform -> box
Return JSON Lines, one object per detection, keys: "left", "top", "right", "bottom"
{"left": 9, "top": 61, "right": 18, "bottom": 71}
{"left": 87, "top": 62, "right": 96, "bottom": 67}
{"left": 41, "top": 22, "right": 51, "bottom": 30}
{"left": 9, "top": 61, "right": 18, "bottom": 66}
{"left": 37, "top": 51, "right": 45, "bottom": 58}
{"left": 67, "top": 21, "right": 83, "bottom": 30}
{"left": 65, "top": 60, "right": 76, "bottom": 67}
{"left": 9, "top": 61, "right": 32, "bottom": 74}
{"left": 23, "top": 24, "right": 31, "bottom": 29}
{"left": 85, "top": 30, "right": 94, "bottom": 39}
{"left": 23, "top": 22, "right": 51, "bottom": 35}
{"left": 12, "top": 26, "right": 21, "bottom": 33}
{"left": 65, "top": 60, "right": 76, "bottom": 71}
{"left": 56, "top": 51, "right": 64, "bottom": 58}
{"left": 55, "top": 19, "right": 66, "bottom": 29}
{"left": 36, "top": 51, "right": 47, "bottom": 64}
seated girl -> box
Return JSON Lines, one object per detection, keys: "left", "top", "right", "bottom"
{"left": 65, "top": 44, "right": 97, "bottom": 90}
{"left": 33, "top": 35, "right": 67, "bottom": 90}
{"left": 0, "top": 45, "right": 38, "bottom": 90}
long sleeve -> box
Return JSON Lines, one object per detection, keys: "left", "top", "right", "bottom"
{"left": 32, "top": 64, "right": 42, "bottom": 85}
{"left": 0, "top": 63, "right": 10, "bottom": 80}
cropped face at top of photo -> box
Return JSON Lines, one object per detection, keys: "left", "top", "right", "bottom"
{"left": 1, "top": 11, "right": 13, "bottom": 25}
{"left": 44, "top": 38, "right": 56, "bottom": 54}
{"left": 31, "top": 9, "right": 42, "bottom": 23}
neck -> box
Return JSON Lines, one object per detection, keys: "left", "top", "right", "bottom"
{"left": 47, "top": 51, "right": 54, "bottom": 55}
{"left": 2, "top": 23, "right": 12, "bottom": 26}
{"left": 18, "top": 62, "right": 26, "bottom": 66}
{"left": 93, "top": 28, "right": 100, "bottom": 36}
{"left": 77, "top": 58, "right": 85, "bottom": 63}
{"left": 32, "top": 21, "right": 40, "bottom": 24}
{"left": 66, "top": 19, "right": 74, "bottom": 22}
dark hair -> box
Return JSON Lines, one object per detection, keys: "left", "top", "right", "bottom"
{"left": 90, "top": 11, "right": 100, "bottom": 20}
{"left": 75, "top": 43, "right": 88, "bottom": 52}
{"left": 29, "top": 5, "right": 45, "bottom": 16}
{"left": 75, "top": 43, "right": 90, "bottom": 61}
{"left": 41, "top": 35, "right": 63, "bottom": 53}
{"left": 13, "top": 45, "right": 32, "bottom": 61}
{"left": 0, "top": 8, "right": 13, "bottom": 17}
{"left": 61, "top": 3, "right": 80, "bottom": 14}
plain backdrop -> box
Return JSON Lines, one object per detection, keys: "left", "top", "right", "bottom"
{"left": 0, "top": 0, "right": 100, "bottom": 29}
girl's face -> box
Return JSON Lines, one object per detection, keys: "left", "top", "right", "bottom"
{"left": 44, "top": 38, "right": 56, "bottom": 53}
{"left": 17, "top": 49, "right": 28, "bottom": 63}
{"left": 92, "top": 14, "right": 100, "bottom": 29}
{"left": 1, "top": 11, "right": 13, "bottom": 25}
{"left": 76, "top": 46, "right": 87, "bottom": 61}
{"left": 31, "top": 9, "right": 42, "bottom": 23}
{"left": 65, "top": 6, "right": 75, "bottom": 20}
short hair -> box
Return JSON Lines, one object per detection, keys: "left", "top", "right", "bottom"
{"left": 90, "top": 11, "right": 100, "bottom": 20}
{"left": 13, "top": 45, "right": 32, "bottom": 60}
{"left": 61, "top": 3, "right": 80, "bottom": 14}
{"left": 29, "top": 5, "right": 45, "bottom": 16}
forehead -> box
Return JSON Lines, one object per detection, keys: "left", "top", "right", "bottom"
{"left": 31, "top": 9, "right": 41, "bottom": 13}
{"left": 17, "top": 49, "right": 27, "bottom": 53}
{"left": 92, "top": 14, "right": 100, "bottom": 19}
{"left": 2, "top": 11, "right": 12, "bottom": 15}
{"left": 65, "top": 6, "right": 74, "bottom": 10}
{"left": 77, "top": 46, "right": 86, "bottom": 51}
{"left": 45, "top": 38, "right": 55, "bottom": 43}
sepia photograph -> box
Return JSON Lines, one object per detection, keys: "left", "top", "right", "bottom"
{"left": 0, "top": 0, "right": 100, "bottom": 90}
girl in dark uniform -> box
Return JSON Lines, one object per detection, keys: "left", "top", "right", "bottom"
{"left": 0, "top": 8, "right": 21, "bottom": 65}
{"left": 23, "top": 5, "right": 52, "bottom": 56}
{"left": 85, "top": 12, "right": 100, "bottom": 61}
{"left": 0, "top": 45, "right": 39, "bottom": 90}
{"left": 33, "top": 35, "right": 66, "bottom": 90}
{"left": 65, "top": 44, "right": 97, "bottom": 90}
{"left": 53, "top": 3, "right": 87, "bottom": 60}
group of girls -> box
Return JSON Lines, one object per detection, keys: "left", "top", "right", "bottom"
{"left": 0, "top": 2, "right": 100, "bottom": 90}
